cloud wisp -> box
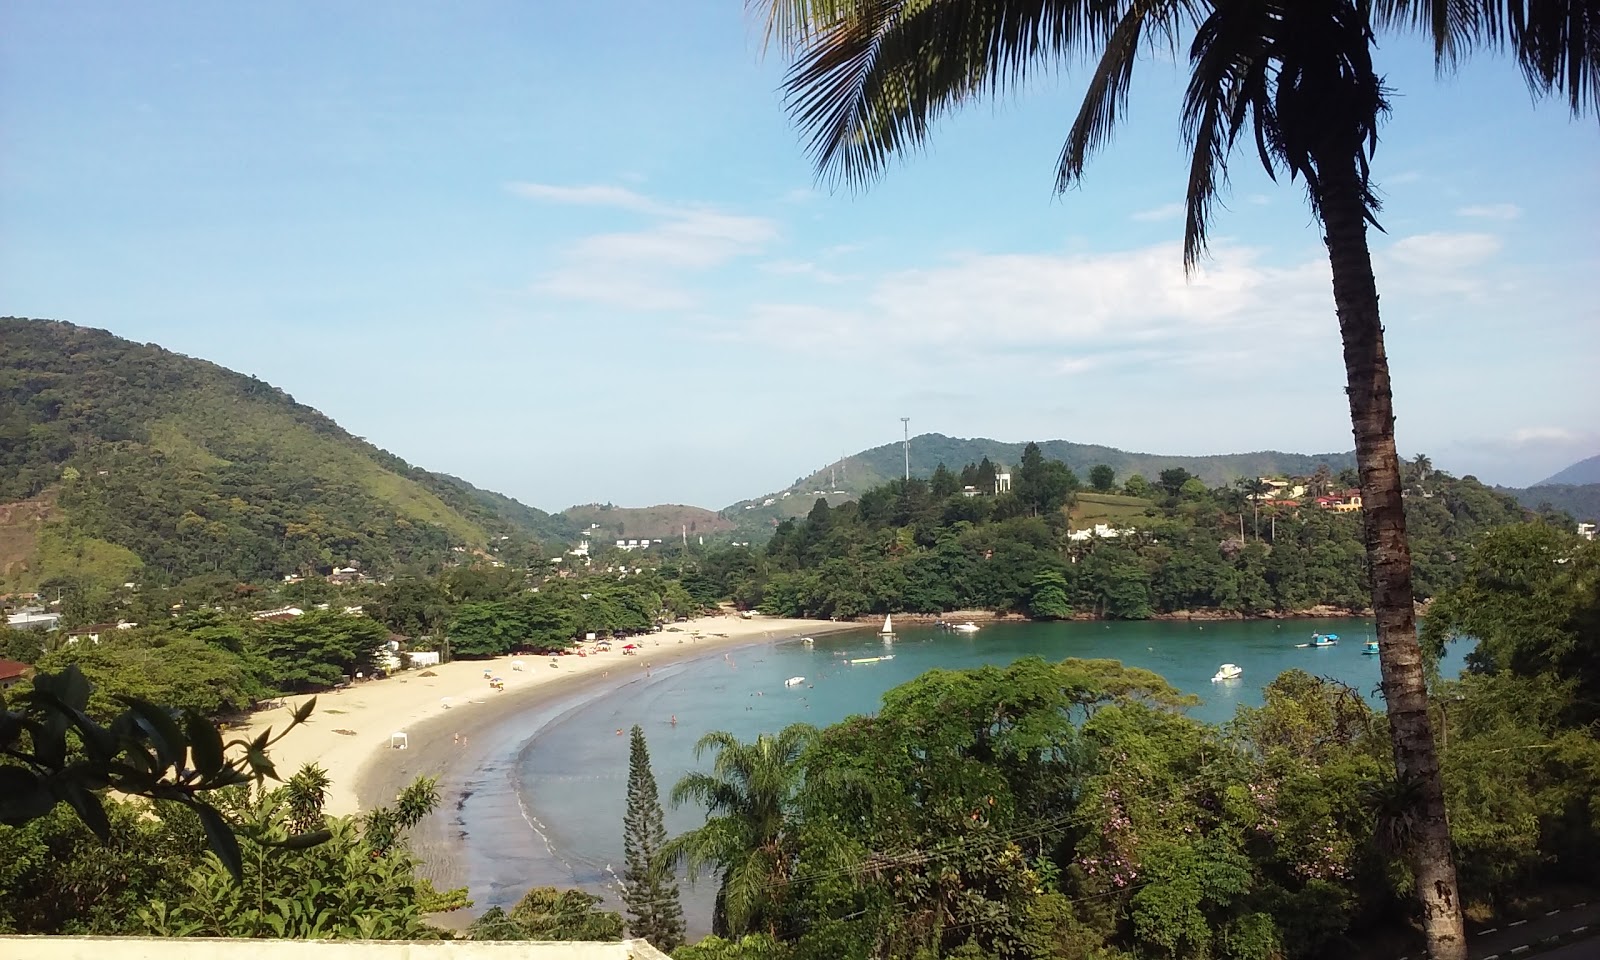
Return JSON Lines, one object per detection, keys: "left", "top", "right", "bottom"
{"left": 511, "top": 181, "right": 779, "bottom": 310}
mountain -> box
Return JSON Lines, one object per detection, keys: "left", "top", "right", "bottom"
{"left": 560, "top": 502, "right": 734, "bottom": 543}
{"left": 1504, "top": 483, "right": 1600, "bottom": 523}
{"left": 719, "top": 433, "right": 1358, "bottom": 540}
{"left": 1536, "top": 454, "right": 1600, "bottom": 487}
{"left": 0, "top": 318, "right": 574, "bottom": 590}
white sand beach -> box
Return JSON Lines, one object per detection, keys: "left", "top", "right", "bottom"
{"left": 232, "top": 614, "right": 859, "bottom": 817}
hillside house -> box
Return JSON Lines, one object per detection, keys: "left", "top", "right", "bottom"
{"left": 1315, "top": 490, "right": 1364, "bottom": 513}
{"left": 0, "top": 658, "right": 31, "bottom": 691}
{"left": 5, "top": 608, "right": 60, "bottom": 632}
{"left": 1579, "top": 522, "right": 1596, "bottom": 541}
{"left": 1068, "top": 523, "right": 1135, "bottom": 542}
{"left": 327, "top": 566, "right": 364, "bottom": 585}
{"left": 252, "top": 606, "right": 304, "bottom": 622}
{"left": 65, "top": 621, "right": 137, "bottom": 645}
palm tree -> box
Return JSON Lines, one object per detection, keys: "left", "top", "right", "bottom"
{"left": 664, "top": 723, "right": 817, "bottom": 937}
{"left": 748, "top": 1, "right": 1594, "bottom": 955}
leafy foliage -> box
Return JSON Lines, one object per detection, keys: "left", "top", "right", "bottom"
{"left": 466, "top": 887, "right": 623, "bottom": 941}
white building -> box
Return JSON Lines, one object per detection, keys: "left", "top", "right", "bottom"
{"left": 1579, "top": 522, "right": 1597, "bottom": 541}
{"left": 1067, "top": 523, "right": 1134, "bottom": 542}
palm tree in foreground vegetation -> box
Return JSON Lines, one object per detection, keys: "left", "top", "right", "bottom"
{"left": 756, "top": 1, "right": 1593, "bottom": 956}
{"left": 664, "top": 723, "right": 816, "bottom": 938}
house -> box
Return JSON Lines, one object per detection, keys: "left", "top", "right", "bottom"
{"left": 252, "top": 606, "right": 304, "bottom": 622}
{"left": 6, "top": 609, "right": 60, "bottom": 632}
{"left": 1251, "top": 479, "right": 1307, "bottom": 501}
{"left": 1068, "top": 523, "right": 1135, "bottom": 542}
{"left": 65, "top": 621, "right": 137, "bottom": 645}
{"left": 1315, "top": 490, "right": 1364, "bottom": 513}
{"left": 0, "top": 658, "right": 31, "bottom": 690}
{"left": 327, "top": 566, "right": 363, "bottom": 585}
{"left": 1579, "top": 522, "right": 1596, "bottom": 541}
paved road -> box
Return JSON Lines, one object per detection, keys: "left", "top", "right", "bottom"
{"left": 1532, "top": 935, "right": 1600, "bottom": 959}
{"left": 1470, "top": 902, "right": 1600, "bottom": 959}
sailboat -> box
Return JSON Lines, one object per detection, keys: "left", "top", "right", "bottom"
{"left": 880, "top": 614, "right": 895, "bottom": 635}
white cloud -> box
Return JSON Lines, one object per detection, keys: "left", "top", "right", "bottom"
{"left": 1456, "top": 203, "right": 1522, "bottom": 221}
{"left": 1385, "top": 232, "right": 1501, "bottom": 271}
{"left": 760, "top": 259, "right": 844, "bottom": 283}
{"left": 1131, "top": 202, "right": 1186, "bottom": 222}
{"left": 1511, "top": 426, "right": 1580, "bottom": 445}
{"left": 511, "top": 182, "right": 778, "bottom": 309}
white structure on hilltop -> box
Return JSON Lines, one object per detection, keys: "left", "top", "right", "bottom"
{"left": 995, "top": 472, "right": 1012, "bottom": 494}
{"left": 1579, "top": 522, "right": 1597, "bottom": 541}
{"left": 1067, "top": 523, "right": 1134, "bottom": 542}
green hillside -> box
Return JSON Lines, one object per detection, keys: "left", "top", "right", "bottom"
{"left": 723, "top": 434, "right": 1356, "bottom": 540}
{"left": 561, "top": 502, "right": 734, "bottom": 542}
{"left": 0, "top": 318, "right": 572, "bottom": 589}
{"left": 1506, "top": 483, "right": 1600, "bottom": 523}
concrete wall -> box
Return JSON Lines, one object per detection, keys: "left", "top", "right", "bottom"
{"left": 0, "top": 938, "right": 668, "bottom": 960}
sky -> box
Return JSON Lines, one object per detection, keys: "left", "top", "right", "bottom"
{"left": 2, "top": 2, "right": 1596, "bottom": 510}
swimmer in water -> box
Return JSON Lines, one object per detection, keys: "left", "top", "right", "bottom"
{"left": 670, "top": 715, "right": 677, "bottom": 726}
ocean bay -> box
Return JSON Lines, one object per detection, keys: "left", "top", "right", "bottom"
{"left": 457, "top": 617, "right": 1468, "bottom": 916}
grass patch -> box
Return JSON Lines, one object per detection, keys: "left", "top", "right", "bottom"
{"left": 35, "top": 523, "right": 143, "bottom": 587}
{"left": 1072, "top": 492, "right": 1157, "bottom": 525}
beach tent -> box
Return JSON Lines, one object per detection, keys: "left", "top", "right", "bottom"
{"left": 390, "top": 732, "right": 408, "bottom": 750}
{"left": 511, "top": 660, "right": 525, "bottom": 671}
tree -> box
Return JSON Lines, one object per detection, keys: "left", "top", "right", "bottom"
{"left": 755, "top": 2, "right": 1500, "bottom": 952}
{"left": 468, "top": 887, "right": 623, "bottom": 941}
{"left": 665, "top": 723, "right": 817, "bottom": 937}
{"left": 623, "top": 725, "right": 685, "bottom": 950}
{"left": 1027, "top": 570, "right": 1073, "bottom": 620}
{"left": 1157, "top": 469, "right": 1194, "bottom": 500}
{"left": 1089, "top": 464, "right": 1116, "bottom": 493}
{"left": 0, "top": 665, "right": 316, "bottom": 882}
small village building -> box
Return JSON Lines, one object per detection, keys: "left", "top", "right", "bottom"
{"left": 0, "top": 658, "right": 31, "bottom": 691}
{"left": 5, "top": 609, "right": 60, "bottom": 631}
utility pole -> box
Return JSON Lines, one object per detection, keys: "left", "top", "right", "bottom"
{"left": 901, "top": 418, "right": 911, "bottom": 481}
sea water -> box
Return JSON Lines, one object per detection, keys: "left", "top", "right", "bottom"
{"left": 459, "top": 618, "right": 1467, "bottom": 922}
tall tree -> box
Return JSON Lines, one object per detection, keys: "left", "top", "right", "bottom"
{"left": 749, "top": 0, "right": 1599, "bottom": 953}
{"left": 1089, "top": 463, "right": 1116, "bottom": 493}
{"left": 664, "top": 723, "right": 816, "bottom": 937}
{"left": 623, "top": 725, "right": 685, "bottom": 950}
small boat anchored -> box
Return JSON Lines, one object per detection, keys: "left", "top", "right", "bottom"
{"left": 801, "top": 637, "right": 814, "bottom": 645}
{"left": 950, "top": 622, "right": 980, "bottom": 634}
{"left": 880, "top": 614, "right": 895, "bottom": 635}
{"left": 1298, "top": 632, "right": 1340, "bottom": 648}
{"left": 1212, "top": 663, "right": 1243, "bottom": 682}
{"left": 850, "top": 655, "right": 895, "bottom": 665}
{"left": 1363, "top": 639, "right": 1379, "bottom": 656}
{"left": 785, "top": 676, "right": 806, "bottom": 687}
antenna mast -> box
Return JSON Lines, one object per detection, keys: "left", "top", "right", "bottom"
{"left": 901, "top": 418, "right": 911, "bottom": 481}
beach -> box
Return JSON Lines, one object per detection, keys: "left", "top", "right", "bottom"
{"left": 231, "top": 614, "right": 861, "bottom": 901}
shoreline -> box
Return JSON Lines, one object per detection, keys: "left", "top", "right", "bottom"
{"left": 230, "top": 615, "right": 866, "bottom": 913}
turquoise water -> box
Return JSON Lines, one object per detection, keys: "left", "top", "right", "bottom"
{"left": 460, "top": 618, "right": 1466, "bottom": 918}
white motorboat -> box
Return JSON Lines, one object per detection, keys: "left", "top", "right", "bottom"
{"left": 950, "top": 622, "right": 980, "bottom": 634}
{"left": 785, "top": 676, "right": 805, "bottom": 687}
{"left": 1212, "top": 663, "right": 1243, "bottom": 682}
{"left": 801, "top": 636, "right": 814, "bottom": 645}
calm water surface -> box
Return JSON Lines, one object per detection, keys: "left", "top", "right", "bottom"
{"left": 463, "top": 618, "right": 1466, "bottom": 917}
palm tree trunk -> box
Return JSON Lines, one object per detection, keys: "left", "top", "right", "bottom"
{"left": 1317, "top": 152, "right": 1466, "bottom": 960}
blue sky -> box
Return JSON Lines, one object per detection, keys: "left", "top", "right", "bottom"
{"left": 3, "top": 2, "right": 1595, "bottom": 510}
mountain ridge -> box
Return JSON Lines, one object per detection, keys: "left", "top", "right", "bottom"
{"left": 0, "top": 317, "right": 574, "bottom": 589}
{"left": 1536, "top": 454, "right": 1600, "bottom": 487}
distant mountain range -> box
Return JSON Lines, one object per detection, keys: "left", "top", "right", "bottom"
{"left": 719, "top": 434, "right": 1359, "bottom": 537}
{"left": 1536, "top": 454, "right": 1600, "bottom": 487}
{"left": 0, "top": 318, "right": 576, "bottom": 589}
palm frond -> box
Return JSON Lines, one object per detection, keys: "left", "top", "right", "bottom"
{"left": 777, "top": 0, "right": 1185, "bottom": 188}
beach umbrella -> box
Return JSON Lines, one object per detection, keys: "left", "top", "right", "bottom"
{"left": 623, "top": 643, "right": 639, "bottom": 650}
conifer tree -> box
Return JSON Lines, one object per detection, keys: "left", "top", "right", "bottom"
{"left": 622, "top": 724, "right": 684, "bottom": 949}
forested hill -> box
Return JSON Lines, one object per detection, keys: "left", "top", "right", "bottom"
{"left": 0, "top": 318, "right": 575, "bottom": 590}
{"left": 722, "top": 434, "right": 1358, "bottom": 539}
{"left": 786, "top": 434, "right": 1355, "bottom": 499}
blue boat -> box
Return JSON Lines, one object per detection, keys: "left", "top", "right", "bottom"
{"left": 1363, "top": 639, "right": 1379, "bottom": 656}
{"left": 1309, "top": 632, "right": 1340, "bottom": 647}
